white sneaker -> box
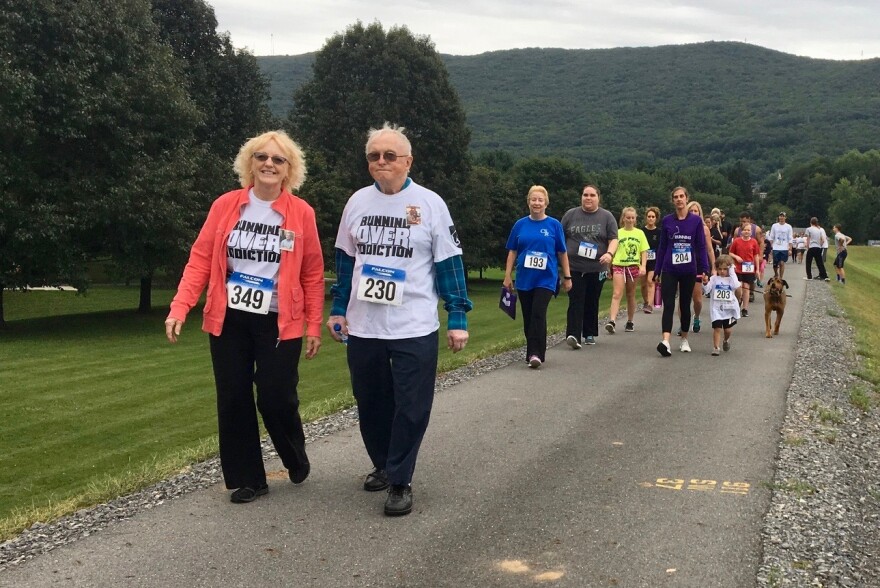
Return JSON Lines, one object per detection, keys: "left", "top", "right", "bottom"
{"left": 712, "top": 347, "right": 720, "bottom": 356}
{"left": 566, "top": 335, "right": 582, "bottom": 350}
{"left": 528, "top": 356, "right": 542, "bottom": 369}
{"left": 680, "top": 339, "right": 692, "bottom": 353}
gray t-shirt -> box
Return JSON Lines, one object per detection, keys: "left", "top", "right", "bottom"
{"left": 805, "top": 226, "right": 824, "bottom": 249}
{"left": 561, "top": 207, "right": 618, "bottom": 274}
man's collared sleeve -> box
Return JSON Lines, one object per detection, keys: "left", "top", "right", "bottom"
{"left": 434, "top": 255, "right": 473, "bottom": 331}
{"left": 330, "top": 248, "right": 355, "bottom": 316}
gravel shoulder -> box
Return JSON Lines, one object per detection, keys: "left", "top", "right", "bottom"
{"left": 757, "top": 281, "right": 880, "bottom": 587}
{"left": 2, "top": 282, "right": 878, "bottom": 587}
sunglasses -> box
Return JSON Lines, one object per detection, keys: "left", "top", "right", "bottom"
{"left": 366, "top": 151, "right": 408, "bottom": 163}
{"left": 253, "top": 152, "right": 288, "bottom": 165}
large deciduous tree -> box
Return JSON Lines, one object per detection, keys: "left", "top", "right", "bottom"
{"left": 288, "top": 21, "right": 471, "bottom": 265}
{"left": 0, "top": 0, "right": 201, "bottom": 324}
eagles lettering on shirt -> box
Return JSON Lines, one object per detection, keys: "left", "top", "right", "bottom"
{"left": 355, "top": 215, "right": 415, "bottom": 258}
{"left": 567, "top": 224, "right": 604, "bottom": 240}
{"left": 227, "top": 220, "right": 282, "bottom": 263}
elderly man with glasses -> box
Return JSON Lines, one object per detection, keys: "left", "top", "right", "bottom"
{"left": 327, "top": 122, "right": 472, "bottom": 517}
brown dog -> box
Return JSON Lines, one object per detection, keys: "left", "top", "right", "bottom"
{"left": 764, "top": 277, "right": 789, "bottom": 338}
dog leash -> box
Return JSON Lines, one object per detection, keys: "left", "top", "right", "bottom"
{"left": 750, "top": 288, "right": 793, "bottom": 298}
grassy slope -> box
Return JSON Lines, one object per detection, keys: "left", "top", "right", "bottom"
{"left": 831, "top": 247, "right": 880, "bottom": 388}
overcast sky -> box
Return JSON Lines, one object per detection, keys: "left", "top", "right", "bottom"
{"left": 209, "top": 0, "right": 880, "bottom": 60}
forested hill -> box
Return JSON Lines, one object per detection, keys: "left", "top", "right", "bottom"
{"left": 257, "top": 42, "right": 880, "bottom": 175}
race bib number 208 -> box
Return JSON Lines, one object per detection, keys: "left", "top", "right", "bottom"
{"left": 356, "top": 265, "right": 405, "bottom": 306}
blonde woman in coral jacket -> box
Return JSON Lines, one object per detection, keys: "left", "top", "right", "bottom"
{"left": 166, "top": 130, "right": 324, "bottom": 504}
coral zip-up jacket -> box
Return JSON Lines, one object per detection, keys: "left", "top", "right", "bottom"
{"left": 168, "top": 187, "right": 325, "bottom": 339}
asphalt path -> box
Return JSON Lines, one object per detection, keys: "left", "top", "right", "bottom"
{"left": 2, "top": 265, "right": 809, "bottom": 588}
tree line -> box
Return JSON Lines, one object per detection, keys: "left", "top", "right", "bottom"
{"left": 2, "top": 10, "right": 876, "bottom": 326}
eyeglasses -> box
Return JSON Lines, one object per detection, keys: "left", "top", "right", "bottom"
{"left": 366, "top": 151, "right": 409, "bottom": 163}
{"left": 253, "top": 152, "right": 288, "bottom": 166}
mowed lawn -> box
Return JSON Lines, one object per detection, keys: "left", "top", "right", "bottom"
{"left": 0, "top": 278, "right": 610, "bottom": 539}
{"left": 831, "top": 246, "right": 880, "bottom": 390}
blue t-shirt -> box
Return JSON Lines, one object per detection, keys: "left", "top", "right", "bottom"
{"left": 506, "top": 216, "right": 567, "bottom": 291}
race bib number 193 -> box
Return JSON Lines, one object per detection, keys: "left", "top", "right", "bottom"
{"left": 227, "top": 272, "right": 273, "bottom": 314}
{"left": 356, "top": 265, "right": 405, "bottom": 306}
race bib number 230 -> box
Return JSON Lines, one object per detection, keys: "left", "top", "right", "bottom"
{"left": 356, "top": 264, "right": 405, "bottom": 306}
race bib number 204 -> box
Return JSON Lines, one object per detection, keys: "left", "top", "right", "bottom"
{"left": 356, "top": 264, "right": 406, "bottom": 306}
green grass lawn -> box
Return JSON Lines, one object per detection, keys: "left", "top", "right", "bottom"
{"left": 0, "top": 278, "right": 611, "bottom": 539}
{"left": 831, "top": 246, "right": 880, "bottom": 391}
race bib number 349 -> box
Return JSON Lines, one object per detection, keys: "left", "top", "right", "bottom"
{"left": 227, "top": 272, "right": 274, "bottom": 314}
{"left": 356, "top": 264, "right": 405, "bottom": 306}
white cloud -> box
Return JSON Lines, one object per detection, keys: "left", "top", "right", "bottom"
{"left": 207, "top": 0, "right": 880, "bottom": 60}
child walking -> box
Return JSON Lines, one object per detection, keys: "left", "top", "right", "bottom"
{"left": 702, "top": 254, "right": 741, "bottom": 356}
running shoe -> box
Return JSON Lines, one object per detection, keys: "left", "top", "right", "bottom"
{"left": 680, "top": 339, "right": 691, "bottom": 353}
{"left": 625, "top": 321, "right": 634, "bottom": 332}
{"left": 712, "top": 347, "right": 721, "bottom": 356}
{"left": 605, "top": 320, "right": 616, "bottom": 334}
{"left": 723, "top": 340, "right": 730, "bottom": 352}
{"left": 657, "top": 340, "right": 672, "bottom": 357}
{"left": 643, "top": 304, "right": 653, "bottom": 314}
{"left": 693, "top": 317, "right": 701, "bottom": 333}
{"left": 585, "top": 336, "right": 596, "bottom": 345}
{"left": 749, "top": 293, "right": 755, "bottom": 303}
{"left": 528, "top": 356, "right": 542, "bottom": 369}
{"left": 566, "top": 335, "right": 582, "bottom": 350}
{"left": 741, "top": 309, "right": 749, "bottom": 317}
{"left": 756, "top": 279, "right": 764, "bottom": 288}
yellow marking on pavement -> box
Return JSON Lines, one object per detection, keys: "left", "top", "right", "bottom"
{"left": 645, "top": 477, "right": 752, "bottom": 495}
{"left": 266, "top": 470, "right": 288, "bottom": 480}
{"left": 498, "top": 560, "right": 530, "bottom": 573}
{"left": 534, "top": 571, "right": 565, "bottom": 581}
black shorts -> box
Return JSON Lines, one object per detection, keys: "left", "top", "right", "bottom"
{"left": 645, "top": 258, "right": 656, "bottom": 273}
{"left": 712, "top": 318, "right": 737, "bottom": 329}
{"left": 738, "top": 273, "right": 756, "bottom": 285}
{"left": 834, "top": 250, "right": 847, "bottom": 268}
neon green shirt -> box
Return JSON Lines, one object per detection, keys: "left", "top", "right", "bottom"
{"left": 612, "top": 227, "right": 650, "bottom": 266}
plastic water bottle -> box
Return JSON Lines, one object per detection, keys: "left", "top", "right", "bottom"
{"left": 333, "top": 323, "right": 348, "bottom": 345}
{"left": 654, "top": 280, "right": 663, "bottom": 308}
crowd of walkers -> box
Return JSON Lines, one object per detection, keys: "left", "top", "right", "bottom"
{"left": 166, "top": 120, "right": 849, "bottom": 519}
{"left": 503, "top": 184, "right": 849, "bottom": 365}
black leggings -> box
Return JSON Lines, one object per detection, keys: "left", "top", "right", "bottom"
{"left": 660, "top": 273, "right": 696, "bottom": 334}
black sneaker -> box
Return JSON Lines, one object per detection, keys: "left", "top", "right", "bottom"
{"left": 605, "top": 320, "right": 616, "bottom": 334}
{"left": 741, "top": 309, "right": 749, "bottom": 317}
{"left": 230, "top": 483, "right": 269, "bottom": 503}
{"left": 384, "top": 484, "right": 413, "bottom": 516}
{"left": 625, "top": 321, "right": 634, "bottom": 332}
{"left": 363, "top": 467, "right": 389, "bottom": 492}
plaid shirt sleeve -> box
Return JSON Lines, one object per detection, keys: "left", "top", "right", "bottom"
{"left": 435, "top": 254, "right": 473, "bottom": 331}
{"left": 330, "top": 248, "right": 354, "bottom": 316}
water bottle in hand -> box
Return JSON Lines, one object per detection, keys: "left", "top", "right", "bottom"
{"left": 333, "top": 323, "right": 348, "bottom": 345}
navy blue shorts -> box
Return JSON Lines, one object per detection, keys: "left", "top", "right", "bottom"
{"left": 772, "top": 250, "right": 789, "bottom": 265}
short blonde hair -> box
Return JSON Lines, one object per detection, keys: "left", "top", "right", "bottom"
{"left": 619, "top": 206, "right": 637, "bottom": 226}
{"left": 233, "top": 130, "right": 307, "bottom": 191}
{"left": 687, "top": 200, "right": 704, "bottom": 218}
{"left": 715, "top": 254, "right": 734, "bottom": 270}
{"left": 527, "top": 185, "right": 549, "bottom": 204}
